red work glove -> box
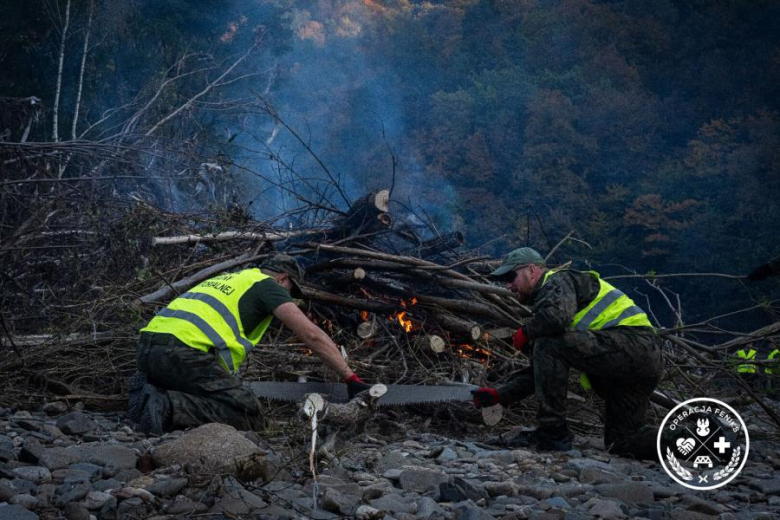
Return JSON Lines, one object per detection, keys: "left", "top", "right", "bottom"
{"left": 513, "top": 326, "right": 529, "bottom": 353}
{"left": 345, "top": 374, "right": 371, "bottom": 399}
{"left": 471, "top": 387, "right": 500, "bottom": 409}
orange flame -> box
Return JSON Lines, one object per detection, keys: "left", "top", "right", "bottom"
{"left": 396, "top": 311, "right": 413, "bottom": 332}
{"left": 360, "top": 310, "right": 369, "bottom": 321}
{"left": 454, "top": 344, "right": 492, "bottom": 363}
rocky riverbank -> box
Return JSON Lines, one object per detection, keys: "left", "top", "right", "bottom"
{"left": 0, "top": 403, "right": 779, "bottom": 520}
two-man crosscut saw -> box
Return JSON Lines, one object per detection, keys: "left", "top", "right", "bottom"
{"left": 246, "top": 381, "right": 478, "bottom": 406}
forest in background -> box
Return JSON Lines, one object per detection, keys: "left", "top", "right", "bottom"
{"left": 2, "top": 0, "right": 780, "bottom": 330}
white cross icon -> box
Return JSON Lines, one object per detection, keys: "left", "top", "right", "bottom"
{"left": 713, "top": 437, "right": 731, "bottom": 454}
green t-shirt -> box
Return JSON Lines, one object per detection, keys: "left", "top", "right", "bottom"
{"left": 238, "top": 278, "right": 294, "bottom": 334}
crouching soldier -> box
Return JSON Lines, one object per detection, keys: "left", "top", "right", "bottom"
{"left": 472, "top": 248, "right": 663, "bottom": 460}
{"left": 129, "top": 254, "right": 370, "bottom": 434}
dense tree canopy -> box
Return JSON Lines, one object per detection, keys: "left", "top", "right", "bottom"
{"left": 2, "top": 0, "right": 779, "bottom": 326}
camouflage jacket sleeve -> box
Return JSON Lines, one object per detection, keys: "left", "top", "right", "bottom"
{"left": 524, "top": 270, "right": 598, "bottom": 339}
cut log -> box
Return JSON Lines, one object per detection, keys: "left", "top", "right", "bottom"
{"left": 316, "top": 384, "right": 387, "bottom": 426}
{"left": 431, "top": 311, "right": 481, "bottom": 342}
{"left": 327, "top": 190, "right": 391, "bottom": 240}
{"left": 484, "top": 328, "right": 515, "bottom": 341}
{"left": 425, "top": 334, "right": 447, "bottom": 354}
{"left": 357, "top": 318, "right": 379, "bottom": 339}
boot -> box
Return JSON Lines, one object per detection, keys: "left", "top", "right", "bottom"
{"left": 139, "top": 384, "right": 171, "bottom": 435}
{"left": 127, "top": 372, "right": 147, "bottom": 424}
{"left": 503, "top": 427, "right": 573, "bottom": 451}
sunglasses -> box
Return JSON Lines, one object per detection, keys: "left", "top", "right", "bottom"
{"left": 500, "top": 264, "right": 531, "bottom": 283}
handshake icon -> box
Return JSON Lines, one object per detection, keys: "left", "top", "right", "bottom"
{"left": 676, "top": 437, "right": 696, "bottom": 455}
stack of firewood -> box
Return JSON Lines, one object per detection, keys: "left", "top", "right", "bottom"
{"left": 139, "top": 189, "right": 531, "bottom": 386}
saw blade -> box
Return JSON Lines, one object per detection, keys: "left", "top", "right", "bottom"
{"left": 246, "top": 381, "right": 477, "bottom": 406}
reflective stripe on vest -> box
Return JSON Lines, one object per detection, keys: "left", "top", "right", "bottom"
{"left": 767, "top": 349, "right": 779, "bottom": 375}
{"left": 541, "top": 269, "right": 653, "bottom": 331}
{"left": 541, "top": 269, "right": 653, "bottom": 390}
{"left": 736, "top": 349, "right": 757, "bottom": 374}
{"left": 140, "top": 269, "right": 275, "bottom": 374}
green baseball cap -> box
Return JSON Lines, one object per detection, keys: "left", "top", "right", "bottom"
{"left": 490, "top": 247, "right": 545, "bottom": 277}
{"left": 261, "top": 254, "right": 305, "bottom": 298}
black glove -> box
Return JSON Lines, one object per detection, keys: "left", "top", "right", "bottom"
{"left": 471, "top": 387, "right": 500, "bottom": 409}
{"left": 346, "top": 374, "right": 371, "bottom": 399}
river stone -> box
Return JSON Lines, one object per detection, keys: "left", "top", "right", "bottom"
{"left": 145, "top": 476, "right": 188, "bottom": 497}
{"left": 83, "top": 490, "right": 112, "bottom": 510}
{"left": 355, "top": 505, "right": 384, "bottom": 520}
{"left": 453, "top": 503, "right": 497, "bottom": 520}
{"left": 0, "top": 483, "right": 14, "bottom": 501}
{"left": 40, "top": 444, "right": 136, "bottom": 471}
{"left": 19, "top": 438, "right": 43, "bottom": 465}
{"left": 54, "top": 483, "right": 90, "bottom": 507}
{"left": 579, "top": 466, "right": 624, "bottom": 484}
{"left": 42, "top": 402, "right": 68, "bottom": 416}
{"left": 376, "top": 449, "right": 417, "bottom": 473}
{"left": 116, "top": 497, "right": 148, "bottom": 519}
{"left": 55, "top": 412, "right": 98, "bottom": 436}
{"left": 484, "top": 481, "right": 520, "bottom": 497}
{"left": 564, "top": 458, "right": 614, "bottom": 476}
{"left": 210, "top": 487, "right": 267, "bottom": 515}
{"left": 33, "top": 483, "right": 55, "bottom": 507}
{"left": 9, "top": 493, "right": 41, "bottom": 510}
{"left": 588, "top": 499, "right": 625, "bottom": 519}
{"left": 370, "top": 493, "right": 417, "bottom": 515}
{"left": 166, "top": 495, "right": 209, "bottom": 515}
{"left": 0, "top": 504, "right": 39, "bottom": 520}
{"left": 383, "top": 468, "right": 403, "bottom": 480}
{"left": 6, "top": 478, "right": 36, "bottom": 494}
{"left": 322, "top": 486, "right": 359, "bottom": 515}
{"left": 12, "top": 467, "right": 50, "bottom": 484}
{"left": 68, "top": 463, "right": 102, "bottom": 481}
{"left": 399, "top": 466, "right": 448, "bottom": 493}
{"left": 595, "top": 482, "right": 654, "bottom": 504}
{"left": 436, "top": 447, "right": 458, "bottom": 463}
{"left": 63, "top": 502, "right": 90, "bottom": 520}
{"left": 152, "top": 423, "right": 262, "bottom": 474}
{"left": 749, "top": 478, "right": 780, "bottom": 495}
{"left": 0, "top": 436, "right": 15, "bottom": 462}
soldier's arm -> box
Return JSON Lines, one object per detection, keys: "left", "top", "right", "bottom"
{"left": 496, "top": 365, "right": 535, "bottom": 404}
{"left": 272, "top": 302, "right": 354, "bottom": 380}
{"left": 524, "top": 273, "right": 578, "bottom": 339}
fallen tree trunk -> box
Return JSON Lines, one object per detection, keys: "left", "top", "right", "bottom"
{"left": 151, "top": 229, "right": 318, "bottom": 246}
{"left": 136, "top": 252, "right": 269, "bottom": 305}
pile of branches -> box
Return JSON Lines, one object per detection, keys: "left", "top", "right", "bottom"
{"left": 1, "top": 180, "right": 779, "bottom": 439}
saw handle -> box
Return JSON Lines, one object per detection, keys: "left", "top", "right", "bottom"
{"left": 346, "top": 374, "right": 371, "bottom": 399}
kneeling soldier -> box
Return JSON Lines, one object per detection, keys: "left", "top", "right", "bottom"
{"left": 472, "top": 248, "right": 662, "bottom": 460}
{"left": 129, "top": 254, "right": 370, "bottom": 434}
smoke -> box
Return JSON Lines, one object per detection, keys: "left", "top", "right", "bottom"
{"left": 233, "top": 1, "right": 458, "bottom": 235}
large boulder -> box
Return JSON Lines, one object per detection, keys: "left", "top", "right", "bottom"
{"left": 151, "top": 423, "right": 267, "bottom": 477}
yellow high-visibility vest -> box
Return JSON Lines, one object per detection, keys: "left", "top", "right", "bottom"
{"left": 140, "top": 269, "right": 274, "bottom": 374}
{"left": 541, "top": 269, "right": 654, "bottom": 331}
{"left": 767, "top": 349, "right": 779, "bottom": 375}
{"left": 541, "top": 269, "right": 654, "bottom": 390}
{"left": 736, "top": 349, "right": 757, "bottom": 374}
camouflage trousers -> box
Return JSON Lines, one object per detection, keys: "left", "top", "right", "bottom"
{"left": 136, "top": 333, "right": 266, "bottom": 432}
{"left": 500, "top": 327, "right": 663, "bottom": 459}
